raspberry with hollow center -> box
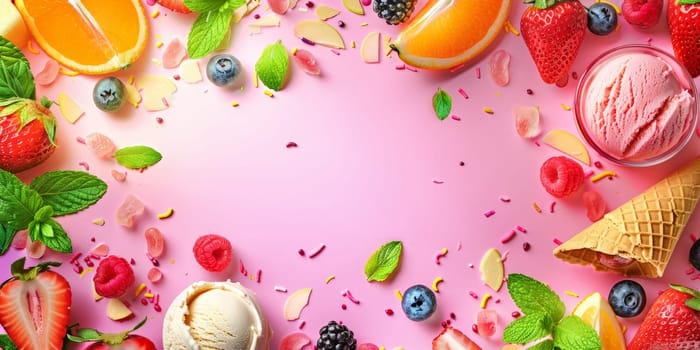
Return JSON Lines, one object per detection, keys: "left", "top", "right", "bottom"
{"left": 540, "top": 156, "right": 584, "bottom": 198}
{"left": 193, "top": 234, "right": 233, "bottom": 272}
{"left": 93, "top": 255, "right": 135, "bottom": 298}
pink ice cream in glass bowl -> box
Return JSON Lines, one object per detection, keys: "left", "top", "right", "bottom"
{"left": 574, "top": 45, "right": 698, "bottom": 167}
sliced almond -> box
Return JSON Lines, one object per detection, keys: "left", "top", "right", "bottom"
{"left": 479, "top": 248, "right": 504, "bottom": 292}
{"left": 179, "top": 59, "right": 202, "bottom": 84}
{"left": 124, "top": 83, "right": 141, "bottom": 107}
{"left": 360, "top": 31, "right": 380, "bottom": 63}
{"left": 135, "top": 75, "right": 177, "bottom": 112}
{"left": 249, "top": 14, "right": 282, "bottom": 27}
{"left": 92, "top": 281, "right": 103, "bottom": 301}
{"left": 283, "top": 287, "right": 312, "bottom": 320}
{"left": 57, "top": 92, "right": 84, "bottom": 123}
{"left": 542, "top": 129, "right": 591, "bottom": 165}
{"left": 342, "top": 0, "right": 364, "bottom": 15}
{"left": 315, "top": 5, "right": 340, "bottom": 20}
{"left": 107, "top": 298, "right": 133, "bottom": 320}
{"left": 294, "top": 20, "right": 345, "bottom": 49}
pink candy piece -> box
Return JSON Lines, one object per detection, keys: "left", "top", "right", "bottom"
{"left": 35, "top": 59, "right": 60, "bottom": 86}
{"left": 162, "top": 39, "right": 187, "bottom": 69}
{"left": 583, "top": 190, "right": 606, "bottom": 222}
{"left": 488, "top": 49, "right": 510, "bottom": 87}
{"left": 358, "top": 344, "right": 380, "bottom": 350}
{"left": 86, "top": 132, "right": 117, "bottom": 159}
{"left": 115, "top": 194, "right": 145, "bottom": 228}
{"left": 145, "top": 227, "right": 165, "bottom": 258}
{"left": 476, "top": 309, "right": 498, "bottom": 337}
{"left": 268, "top": 0, "right": 290, "bottom": 14}
{"left": 279, "top": 333, "right": 312, "bottom": 350}
{"left": 111, "top": 169, "right": 127, "bottom": 182}
{"left": 11, "top": 230, "right": 28, "bottom": 250}
{"left": 293, "top": 49, "right": 321, "bottom": 76}
{"left": 148, "top": 267, "right": 163, "bottom": 283}
{"left": 513, "top": 106, "right": 541, "bottom": 139}
{"left": 91, "top": 242, "right": 110, "bottom": 257}
{"left": 26, "top": 239, "right": 46, "bottom": 259}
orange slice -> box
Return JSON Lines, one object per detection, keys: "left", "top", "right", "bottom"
{"left": 390, "top": 0, "right": 511, "bottom": 70}
{"left": 15, "top": 0, "right": 148, "bottom": 75}
{"left": 572, "top": 292, "right": 627, "bottom": 350}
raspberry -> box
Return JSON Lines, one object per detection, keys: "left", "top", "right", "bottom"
{"left": 539, "top": 156, "right": 584, "bottom": 198}
{"left": 621, "top": 0, "right": 662, "bottom": 28}
{"left": 193, "top": 234, "right": 233, "bottom": 272}
{"left": 93, "top": 255, "right": 135, "bottom": 298}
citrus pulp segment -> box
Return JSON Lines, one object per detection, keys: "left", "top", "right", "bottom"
{"left": 15, "top": 0, "right": 148, "bottom": 74}
{"left": 572, "top": 292, "right": 627, "bottom": 350}
{"left": 390, "top": 0, "right": 511, "bottom": 70}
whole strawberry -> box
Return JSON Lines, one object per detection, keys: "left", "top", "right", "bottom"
{"left": 0, "top": 258, "right": 72, "bottom": 350}
{"left": 521, "top": 0, "right": 587, "bottom": 85}
{"left": 668, "top": 0, "right": 700, "bottom": 77}
{"left": 628, "top": 284, "right": 700, "bottom": 350}
{"left": 0, "top": 97, "right": 57, "bottom": 173}
{"left": 67, "top": 317, "right": 157, "bottom": 350}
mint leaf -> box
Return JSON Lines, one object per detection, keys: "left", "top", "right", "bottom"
{"left": 35, "top": 219, "right": 71, "bottom": 253}
{"left": 255, "top": 41, "right": 290, "bottom": 91}
{"left": 364, "top": 241, "right": 402, "bottom": 282}
{"left": 507, "top": 274, "right": 565, "bottom": 322}
{"left": 552, "top": 316, "right": 600, "bottom": 350}
{"left": 0, "top": 36, "right": 34, "bottom": 100}
{"left": 529, "top": 340, "right": 554, "bottom": 350}
{"left": 114, "top": 146, "right": 163, "bottom": 169}
{"left": 0, "top": 223, "right": 17, "bottom": 255}
{"left": 184, "top": 0, "right": 227, "bottom": 12}
{"left": 0, "top": 170, "right": 44, "bottom": 230}
{"left": 187, "top": 6, "right": 235, "bottom": 59}
{"left": 432, "top": 88, "right": 451, "bottom": 120}
{"left": 0, "top": 334, "right": 18, "bottom": 350}
{"left": 503, "top": 311, "right": 553, "bottom": 344}
{"left": 30, "top": 171, "right": 108, "bottom": 216}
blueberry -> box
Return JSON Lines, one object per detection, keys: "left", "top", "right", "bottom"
{"left": 206, "top": 54, "right": 243, "bottom": 88}
{"left": 401, "top": 284, "right": 436, "bottom": 321}
{"left": 93, "top": 77, "right": 125, "bottom": 112}
{"left": 690, "top": 239, "right": 700, "bottom": 270}
{"left": 608, "top": 280, "right": 646, "bottom": 317}
{"left": 587, "top": 3, "right": 618, "bottom": 36}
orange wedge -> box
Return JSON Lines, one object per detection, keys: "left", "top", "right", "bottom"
{"left": 390, "top": 0, "right": 511, "bottom": 70}
{"left": 15, "top": 0, "right": 148, "bottom": 75}
{"left": 572, "top": 292, "right": 627, "bottom": 350}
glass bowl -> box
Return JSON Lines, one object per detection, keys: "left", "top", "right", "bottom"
{"left": 574, "top": 45, "right": 698, "bottom": 167}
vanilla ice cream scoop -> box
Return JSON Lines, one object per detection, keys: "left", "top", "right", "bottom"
{"left": 163, "top": 281, "right": 271, "bottom": 350}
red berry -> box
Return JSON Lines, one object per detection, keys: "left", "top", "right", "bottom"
{"left": 193, "top": 234, "right": 233, "bottom": 272}
{"left": 583, "top": 190, "right": 606, "bottom": 221}
{"left": 539, "top": 156, "right": 584, "bottom": 198}
{"left": 93, "top": 256, "right": 135, "bottom": 298}
{"left": 621, "top": 0, "right": 662, "bottom": 29}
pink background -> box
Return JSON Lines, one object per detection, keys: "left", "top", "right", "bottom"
{"left": 2, "top": 0, "right": 700, "bottom": 348}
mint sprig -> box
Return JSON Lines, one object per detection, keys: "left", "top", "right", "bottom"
{"left": 503, "top": 274, "right": 601, "bottom": 350}
{"left": 364, "top": 241, "right": 403, "bottom": 282}
{"left": 185, "top": 0, "right": 247, "bottom": 58}
{"left": 0, "top": 36, "right": 35, "bottom": 100}
{"left": 0, "top": 169, "right": 108, "bottom": 254}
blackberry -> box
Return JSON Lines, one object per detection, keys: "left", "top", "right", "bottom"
{"left": 317, "top": 321, "right": 357, "bottom": 350}
{"left": 372, "top": 0, "right": 415, "bottom": 25}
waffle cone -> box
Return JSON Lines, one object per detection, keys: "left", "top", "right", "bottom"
{"left": 553, "top": 157, "right": 700, "bottom": 278}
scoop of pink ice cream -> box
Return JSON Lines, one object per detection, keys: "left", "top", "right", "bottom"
{"left": 582, "top": 53, "right": 695, "bottom": 161}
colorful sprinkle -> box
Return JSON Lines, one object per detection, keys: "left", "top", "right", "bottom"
{"left": 92, "top": 218, "right": 105, "bottom": 226}
{"left": 308, "top": 243, "right": 326, "bottom": 258}
{"left": 435, "top": 247, "right": 448, "bottom": 265}
{"left": 451, "top": 115, "right": 461, "bottom": 121}
{"left": 480, "top": 293, "right": 491, "bottom": 308}
{"left": 500, "top": 230, "right": 516, "bottom": 244}
{"left": 523, "top": 242, "right": 531, "bottom": 251}
{"left": 468, "top": 291, "right": 478, "bottom": 299}
{"left": 550, "top": 201, "right": 556, "bottom": 213}
{"left": 483, "top": 209, "right": 496, "bottom": 218}
{"left": 516, "top": 225, "right": 527, "bottom": 233}
{"left": 553, "top": 238, "right": 563, "bottom": 245}
{"left": 274, "top": 286, "right": 288, "bottom": 292}
{"left": 395, "top": 289, "right": 403, "bottom": 301}
{"left": 263, "top": 89, "right": 274, "bottom": 97}
{"left": 499, "top": 195, "right": 511, "bottom": 202}
{"left": 325, "top": 275, "right": 335, "bottom": 284}
{"left": 342, "top": 289, "right": 360, "bottom": 304}
{"left": 564, "top": 291, "right": 579, "bottom": 298}
{"left": 533, "top": 202, "right": 542, "bottom": 213}
{"left": 483, "top": 107, "right": 494, "bottom": 115}
{"left": 475, "top": 67, "right": 481, "bottom": 79}
{"left": 457, "top": 88, "right": 469, "bottom": 99}
{"left": 157, "top": 208, "right": 174, "bottom": 219}
{"left": 151, "top": 9, "right": 160, "bottom": 18}
{"left": 504, "top": 20, "right": 520, "bottom": 36}
{"left": 591, "top": 171, "right": 617, "bottom": 182}
{"left": 561, "top": 103, "right": 571, "bottom": 111}
{"left": 432, "top": 276, "right": 444, "bottom": 292}
{"left": 231, "top": 101, "right": 240, "bottom": 107}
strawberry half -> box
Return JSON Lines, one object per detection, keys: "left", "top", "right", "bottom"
{"left": 668, "top": 0, "right": 700, "bottom": 77}
{"left": 0, "top": 98, "right": 57, "bottom": 173}
{"left": 432, "top": 326, "right": 482, "bottom": 350}
{"left": 67, "top": 317, "right": 156, "bottom": 350}
{"left": 0, "top": 258, "right": 72, "bottom": 350}
{"left": 155, "top": 0, "right": 191, "bottom": 13}
{"left": 628, "top": 284, "right": 700, "bottom": 350}
{"left": 520, "top": 0, "right": 587, "bottom": 85}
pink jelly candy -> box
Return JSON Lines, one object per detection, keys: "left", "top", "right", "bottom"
{"left": 476, "top": 309, "right": 498, "bottom": 337}
{"left": 145, "top": 227, "right": 165, "bottom": 258}
{"left": 148, "top": 267, "right": 163, "bottom": 283}
{"left": 583, "top": 190, "right": 606, "bottom": 222}
{"left": 268, "top": 0, "right": 290, "bottom": 14}
{"left": 488, "top": 49, "right": 510, "bottom": 87}
{"left": 162, "top": 38, "right": 187, "bottom": 69}
{"left": 115, "top": 194, "right": 145, "bottom": 228}
{"left": 35, "top": 59, "right": 60, "bottom": 86}
{"left": 280, "top": 332, "right": 312, "bottom": 350}
{"left": 11, "top": 230, "right": 28, "bottom": 250}
{"left": 91, "top": 242, "right": 110, "bottom": 257}
{"left": 111, "top": 169, "right": 127, "bottom": 182}
{"left": 358, "top": 344, "right": 380, "bottom": 350}
{"left": 513, "top": 106, "right": 541, "bottom": 139}
{"left": 26, "top": 239, "right": 46, "bottom": 259}
{"left": 294, "top": 49, "right": 321, "bottom": 76}
{"left": 86, "top": 132, "right": 117, "bottom": 159}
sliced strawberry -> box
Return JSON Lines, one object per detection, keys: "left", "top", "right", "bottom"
{"left": 156, "top": 0, "right": 191, "bottom": 13}
{"left": 0, "top": 258, "right": 71, "bottom": 350}
{"left": 432, "top": 326, "right": 482, "bottom": 350}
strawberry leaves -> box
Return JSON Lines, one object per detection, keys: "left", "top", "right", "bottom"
{"left": 0, "top": 36, "right": 34, "bottom": 100}
{"left": 671, "top": 284, "right": 700, "bottom": 312}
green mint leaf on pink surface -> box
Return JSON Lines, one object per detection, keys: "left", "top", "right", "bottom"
{"left": 255, "top": 41, "right": 290, "bottom": 91}
{"left": 432, "top": 88, "right": 451, "bottom": 120}
{"left": 114, "top": 146, "right": 163, "bottom": 169}
{"left": 0, "top": 224, "right": 16, "bottom": 256}
{"left": 187, "top": 6, "right": 236, "bottom": 59}
{"left": 502, "top": 311, "right": 553, "bottom": 344}
{"left": 30, "top": 171, "right": 108, "bottom": 216}
{"left": 364, "top": 241, "right": 402, "bottom": 282}
{"left": 184, "top": 0, "right": 227, "bottom": 12}
{"left": 507, "top": 273, "right": 565, "bottom": 321}
{"left": 552, "top": 316, "right": 600, "bottom": 350}
{"left": 0, "top": 36, "right": 35, "bottom": 100}
{"left": 0, "top": 169, "right": 44, "bottom": 230}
